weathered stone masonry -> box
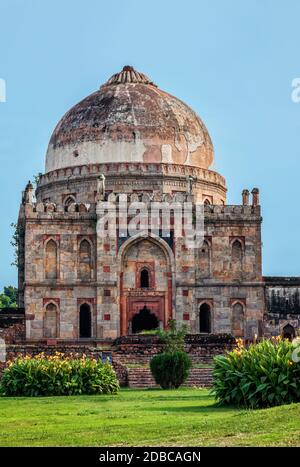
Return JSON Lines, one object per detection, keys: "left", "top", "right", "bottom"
{"left": 15, "top": 66, "right": 299, "bottom": 344}
{"left": 18, "top": 197, "right": 266, "bottom": 341}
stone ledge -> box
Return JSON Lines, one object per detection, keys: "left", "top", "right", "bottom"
{"left": 38, "top": 163, "right": 227, "bottom": 189}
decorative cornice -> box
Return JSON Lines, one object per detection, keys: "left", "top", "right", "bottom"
{"left": 38, "top": 163, "right": 226, "bottom": 190}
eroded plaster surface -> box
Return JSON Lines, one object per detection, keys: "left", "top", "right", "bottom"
{"left": 46, "top": 68, "right": 214, "bottom": 172}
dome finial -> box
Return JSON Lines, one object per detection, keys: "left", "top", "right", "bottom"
{"left": 122, "top": 65, "right": 134, "bottom": 72}
{"left": 102, "top": 66, "right": 157, "bottom": 87}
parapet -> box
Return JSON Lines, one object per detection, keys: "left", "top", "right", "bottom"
{"left": 21, "top": 201, "right": 96, "bottom": 219}
{"left": 203, "top": 204, "right": 261, "bottom": 221}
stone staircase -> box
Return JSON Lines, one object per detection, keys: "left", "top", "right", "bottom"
{"left": 113, "top": 352, "right": 214, "bottom": 367}
{"left": 127, "top": 367, "right": 213, "bottom": 389}
{"left": 128, "top": 368, "right": 156, "bottom": 388}
{"left": 186, "top": 368, "right": 213, "bottom": 388}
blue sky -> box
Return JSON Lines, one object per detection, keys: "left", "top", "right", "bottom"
{"left": 0, "top": 0, "right": 300, "bottom": 290}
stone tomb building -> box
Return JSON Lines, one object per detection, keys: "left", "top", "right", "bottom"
{"left": 17, "top": 66, "right": 299, "bottom": 343}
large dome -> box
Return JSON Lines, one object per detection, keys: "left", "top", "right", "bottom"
{"left": 45, "top": 66, "right": 214, "bottom": 173}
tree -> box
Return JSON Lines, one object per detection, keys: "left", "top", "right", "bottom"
{"left": 150, "top": 351, "right": 192, "bottom": 389}
{"left": 150, "top": 320, "right": 192, "bottom": 389}
{"left": 0, "top": 286, "right": 18, "bottom": 308}
{"left": 10, "top": 222, "right": 21, "bottom": 268}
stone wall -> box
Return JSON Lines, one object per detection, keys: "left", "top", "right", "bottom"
{"left": 19, "top": 184, "right": 264, "bottom": 341}
{"left": 0, "top": 313, "right": 25, "bottom": 344}
{"left": 264, "top": 277, "right": 300, "bottom": 337}
{"left": 21, "top": 206, "right": 97, "bottom": 340}
{"left": 112, "top": 334, "right": 236, "bottom": 365}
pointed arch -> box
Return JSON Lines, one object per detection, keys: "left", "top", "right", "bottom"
{"left": 43, "top": 302, "right": 59, "bottom": 338}
{"left": 79, "top": 303, "right": 92, "bottom": 338}
{"left": 78, "top": 238, "right": 93, "bottom": 280}
{"left": 140, "top": 268, "right": 150, "bottom": 288}
{"left": 45, "top": 239, "right": 58, "bottom": 279}
{"left": 64, "top": 195, "right": 76, "bottom": 212}
{"left": 282, "top": 324, "right": 296, "bottom": 340}
{"left": 199, "top": 302, "right": 211, "bottom": 333}
{"left": 198, "top": 239, "right": 211, "bottom": 278}
{"left": 135, "top": 262, "right": 154, "bottom": 288}
{"left": 231, "top": 238, "right": 244, "bottom": 275}
{"left": 118, "top": 233, "right": 175, "bottom": 286}
{"left": 118, "top": 233, "right": 176, "bottom": 336}
{"left": 231, "top": 239, "right": 243, "bottom": 260}
{"left": 231, "top": 301, "right": 245, "bottom": 337}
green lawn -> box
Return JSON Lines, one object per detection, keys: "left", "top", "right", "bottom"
{"left": 0, "top": 388, "right": 299, "bottom": 447}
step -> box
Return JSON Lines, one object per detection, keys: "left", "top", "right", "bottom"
{"left": 127, "top": 367, "right": 213, "bottom": 388}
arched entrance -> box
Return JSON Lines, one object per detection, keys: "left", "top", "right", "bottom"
{"left": 282, "top": 324, "right": 295, "bottom": 341}
{"left": 199, "top": 303, "right": 211, "bottom": 333}
{"left": 131, "top": 306, "right": 159, "bottom": 334}
{"left": 118, "top": 235, "right": 175, "bottom": 336}
{"left": 79, "top": 303, "right": 92, "bottom": 338}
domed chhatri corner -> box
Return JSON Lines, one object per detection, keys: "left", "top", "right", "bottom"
{"left": 17, "top": 66, "right": 300, "bottom": 344}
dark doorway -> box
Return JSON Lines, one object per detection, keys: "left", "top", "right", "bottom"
{"left": 282, "top": 324, "right": 295, "bottom": 341}
{"left": 199, "top": 303, "right": 211, "bottom": 333}
{"left": 132, "top": 306, "right": 159, "bottom": 333}
{"left": 79, "top": 303, "right": 92, "bottom": 338}
{"left": 140, "top": 269, "right": 149, "bottom": 288}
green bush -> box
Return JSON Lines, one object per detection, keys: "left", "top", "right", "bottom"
{"left": 212, "top": 338, "right": 300, "bottom": 408}
{"left": 158, "top": 319, "right": 188, "bottom": 353}
{"left": 0, "top": 352, "right": 119, "bottom": 396}
{"left": 150, "top": 351, "right": 192, "bottom": 389}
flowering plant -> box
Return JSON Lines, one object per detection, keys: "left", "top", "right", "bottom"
{"left": 212, "top": 338, "right": 300, "bottom": 408}
{"left": 0, "top": 352, "right": 119, "bottom": 396}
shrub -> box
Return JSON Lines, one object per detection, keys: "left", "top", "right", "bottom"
{"left": 0, "top": 352, "right": 119, "bottom": 396}
{"left": 158, "top": 319, "right": 188, "bottom": 353}
{"left": 212, "top": 338, "right": 300, "bottom": 408}
{"left": 150, "top": 351, "right": 192, "bottom": 389}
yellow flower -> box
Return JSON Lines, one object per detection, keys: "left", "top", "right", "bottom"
{"left": 235, "top": 338, "right": 244, "bottom": 349}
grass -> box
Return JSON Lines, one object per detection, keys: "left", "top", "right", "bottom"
{"left": 0, "top": 388, "right": 299, "bottom": 447}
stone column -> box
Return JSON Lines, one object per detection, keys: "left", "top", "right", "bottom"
{"left": 242, "top": 189, "right": 250, "bottom": 205}
{"left": 251, "top": 188, "right": 260, "bottom": 206}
